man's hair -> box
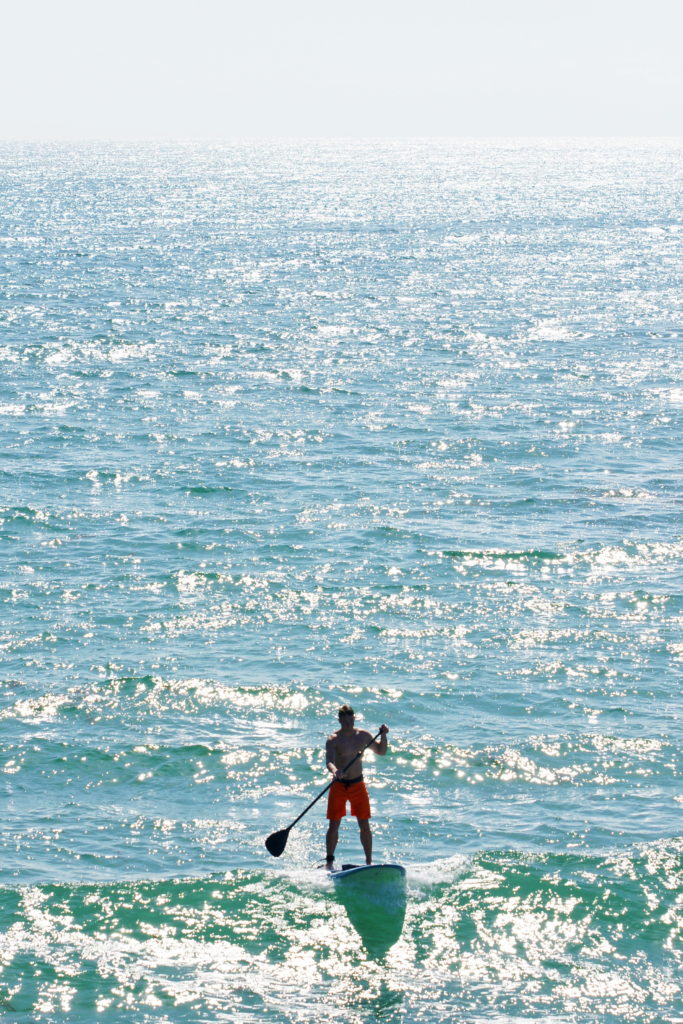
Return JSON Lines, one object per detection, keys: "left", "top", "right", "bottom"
{"left": 338, "top": 704, "right": 355, "bottom": 718}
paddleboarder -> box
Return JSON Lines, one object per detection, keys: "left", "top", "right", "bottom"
{"left": 324, "top": 705, "right": 389, "bottom": 869}
{"left": 264, "top": 719, "right": 388, "bottom": 861}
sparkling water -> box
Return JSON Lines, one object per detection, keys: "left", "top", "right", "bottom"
{"left": 1, "top": 139, "right": 681, "bottom": 1022}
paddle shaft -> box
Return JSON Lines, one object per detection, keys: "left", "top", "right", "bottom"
{"left": 285, "top": 729, "right": 383, "bottom": 832}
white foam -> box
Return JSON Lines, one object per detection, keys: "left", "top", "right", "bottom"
{"left": 405, "top": 852, "right": 470, "bottom": 888}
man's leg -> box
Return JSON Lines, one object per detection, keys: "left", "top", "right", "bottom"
{"left": 326, "top": 818, "right": 341, "bottom": 868}
{"left": 358, "top": 818, "right": 372, "bottom": 865}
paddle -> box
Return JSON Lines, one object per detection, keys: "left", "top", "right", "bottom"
{"left": 265, "top": 729, "right": 383, "bottom": 858}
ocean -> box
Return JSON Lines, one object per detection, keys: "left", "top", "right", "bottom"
{"left": 0, "top": 138, "right": 681, "bottom": 1022}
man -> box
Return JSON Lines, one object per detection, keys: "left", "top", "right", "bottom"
{"left": 324, "top": 704, "right": 389, "bottom": 869}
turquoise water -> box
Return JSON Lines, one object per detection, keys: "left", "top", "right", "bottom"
{"left": 1, "top": 139, "right": 682, "bottom": 1022}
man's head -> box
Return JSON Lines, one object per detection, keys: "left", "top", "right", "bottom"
{"left": 337, "top": 704, "right": 355, "bottom": 724}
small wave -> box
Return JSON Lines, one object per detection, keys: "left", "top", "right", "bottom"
{"left": 441, "top": 548, "right": 563, "bottom": 561}
{"left": 405, "top": 852, "right": 470, "bottom": 887}
{"left": 184, "top": 484, "right": 236, "bottom": 495}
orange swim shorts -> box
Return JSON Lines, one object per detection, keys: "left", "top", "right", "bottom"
{"left": 326, "top": 778, "right": 371, "bottom": 820}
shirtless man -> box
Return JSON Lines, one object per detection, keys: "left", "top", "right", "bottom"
{"left": 325, "top": 704, "right": 389, "bottom": 869}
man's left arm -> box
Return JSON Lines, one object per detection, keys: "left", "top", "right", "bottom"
{"left": 370, "top": 724, "right": 389, "bottom": 755}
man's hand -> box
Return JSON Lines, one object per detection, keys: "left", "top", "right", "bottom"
{"left": 379, "top": 724, "right": 389, "bottom": 735}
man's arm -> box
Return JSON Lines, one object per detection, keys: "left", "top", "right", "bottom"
{"left": 325, "top": 735, "right": 340, "bottom": 777}
{"left": 369, "top": 724, "right": 389, "bottom": 756}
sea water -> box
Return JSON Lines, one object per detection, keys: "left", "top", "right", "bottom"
{"left": 0, "top": 138, "right": 681, "bottom": 1022}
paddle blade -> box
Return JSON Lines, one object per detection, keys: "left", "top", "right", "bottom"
{"left": 265, "top": 827, "right": 290, "bottom": 857}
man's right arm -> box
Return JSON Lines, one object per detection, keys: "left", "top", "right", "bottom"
{"left": 325, "top": 735, "right": 339, "bottom": 777}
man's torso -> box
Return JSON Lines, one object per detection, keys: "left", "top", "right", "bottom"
{"left": 328, "top": 728, "right": 371, "bottom": 781}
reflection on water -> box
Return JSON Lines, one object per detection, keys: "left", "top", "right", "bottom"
{"left": 332, "top": 866, "right": 407, "bottom": 959}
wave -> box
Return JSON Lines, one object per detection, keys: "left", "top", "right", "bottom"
{"left": 0, "top": 842, "right": 679, "bottom": 1021}
{"left": 2, "top": 840, "right": 681, "bottom": 946}
{"left": 441, "top": 548, "right": 564, "bottom": 562}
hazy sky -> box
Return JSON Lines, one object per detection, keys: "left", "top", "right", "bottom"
{"left": 2, "top": 0, "right": 681, "bottom": 139}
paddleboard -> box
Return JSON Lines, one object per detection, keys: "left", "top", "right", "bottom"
{"left": 330, "top": 863, "right": 407, "bottom": 955}
{"left": 331, "top": 863, "right": 406, "bottom": 882}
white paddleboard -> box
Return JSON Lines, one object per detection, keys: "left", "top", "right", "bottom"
{"left": 330, "top": 862, "right": 407, "bottom": 955}
{"left": 331, "top": 863, "right": 406, "bottom": 882}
